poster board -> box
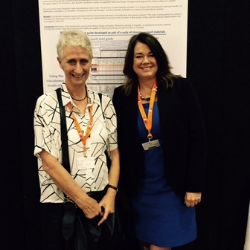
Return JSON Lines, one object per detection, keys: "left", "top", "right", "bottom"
{"left": 38, "top": 0, "right": 188, "bottom": 97}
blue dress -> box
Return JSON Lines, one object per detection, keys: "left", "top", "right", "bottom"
{"left": 131, "top": 102, "right": 197, "bottom": 247}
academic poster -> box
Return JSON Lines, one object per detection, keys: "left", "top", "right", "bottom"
{"left": 38, "top": 0, "right": 188, "bottom": 96}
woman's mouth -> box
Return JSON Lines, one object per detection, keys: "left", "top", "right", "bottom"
{"left": 72, "top": 72, "right": 84, "bottom": 78}
{"left": 140, "top": 66, "right": 152, "bottom": 70}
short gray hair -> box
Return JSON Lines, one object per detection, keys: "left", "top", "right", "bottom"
{"left": 56, "top": 30, "right": 93, "bottom": 60}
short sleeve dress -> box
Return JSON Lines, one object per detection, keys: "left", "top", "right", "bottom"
{"left": 131, "top": 101, "right": 197, "bottom": 247}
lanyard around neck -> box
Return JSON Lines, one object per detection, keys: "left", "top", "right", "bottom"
{"left": 67, "top": 102, "right": 93, "bottom": 156}
{"left": 138, "top": 81, "right": 157, "bottom": 141}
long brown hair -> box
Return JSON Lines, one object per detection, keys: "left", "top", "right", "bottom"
{"left": 123, "top": 32, "right": 179, "bottom": 95}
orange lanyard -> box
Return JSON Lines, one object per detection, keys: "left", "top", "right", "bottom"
{"left": 138, "top": 81, "right": 157, "bottom": 141}
{"left": 67, "top": 102, "right": 93, "bottom": 156}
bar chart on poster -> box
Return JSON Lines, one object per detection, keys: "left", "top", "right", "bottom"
{"left": 38, "top": 0, "right": 188, "bottom": 96}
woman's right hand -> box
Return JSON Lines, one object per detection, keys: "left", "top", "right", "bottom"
{"left": 80, "top": 195, "right": 102, "bottom": 219}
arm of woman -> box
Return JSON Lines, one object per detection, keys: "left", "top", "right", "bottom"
{"left": 181, "top": 79, "right": 207, "bottom": 194}
{"left": 40, "top": 149, "right": 101, "bottom": 218}
{"left": 98, "top": 147, "right": 120, "bottom": 225}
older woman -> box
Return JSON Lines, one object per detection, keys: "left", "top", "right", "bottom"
{"left": 113, "top": 32, "right": 207, "bottom": 250}
{"left": 34, "top": 30, "right": 119, "bottom": 250}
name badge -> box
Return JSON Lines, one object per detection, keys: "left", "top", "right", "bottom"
{"left": 142, "top": 139, "right": 161, "bottom": 151}
{"left": 77, "top": 157, "right": 95, "bottom": 170}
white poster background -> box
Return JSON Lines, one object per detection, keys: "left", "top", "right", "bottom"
{"left": 38, "top": 0, "right": 188, "bottom": 96}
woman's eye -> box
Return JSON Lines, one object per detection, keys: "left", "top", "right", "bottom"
{"left": 80, "top": 59, "right": 88, "bottom": 64}
{"left": 68, "top": 60, "right": 76, "bottom": 65}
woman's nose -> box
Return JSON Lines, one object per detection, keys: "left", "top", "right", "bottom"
{"left": 142, "top": 56, "right": 150, "bottom": 63}
{"left": 74, "top": 62, "right": 82, "bottom": 73}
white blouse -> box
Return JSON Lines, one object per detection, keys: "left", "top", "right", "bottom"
{"left": 34, "top": 83, "right": 118, "bottom": 203}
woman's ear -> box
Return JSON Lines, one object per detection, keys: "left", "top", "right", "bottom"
{"left": 57, "top": 57, "right": 63, "bottom": 69}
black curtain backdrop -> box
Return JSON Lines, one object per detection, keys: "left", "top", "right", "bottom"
{"left": 1, "top": 1, "right": 249, "bottom": 250}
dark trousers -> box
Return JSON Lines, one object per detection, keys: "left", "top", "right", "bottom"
{"left": 40, "top": 203, "right": 71, "bottom": 250}
{"left": 40, "top": 203, "right": 125, "bottom": 250}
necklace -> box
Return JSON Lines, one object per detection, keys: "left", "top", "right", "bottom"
{"left": 71, "top": 91, "right": 87, "bottom": 101}
{"left": 139, "top": 92, "right": 151, "bottom": 101}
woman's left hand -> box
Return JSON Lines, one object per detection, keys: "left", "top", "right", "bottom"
{"left": 184, "top": 192, "right": 202, "bottom": 207}
{"left": 97, "top": 189, "right": 116, "bottom": 226}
